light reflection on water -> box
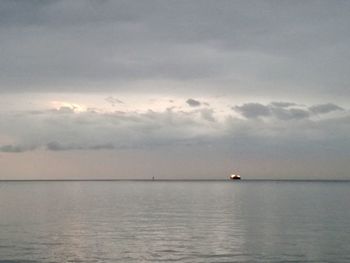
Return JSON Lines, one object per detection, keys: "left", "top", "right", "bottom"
{"left": 1, "top": 181, "right": 350, "bottom": 262}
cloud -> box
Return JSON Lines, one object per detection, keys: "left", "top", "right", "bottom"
{"left": 0, "top": 101, "right": 347, "bottom": 154}
{"left": 186, "top": 98, "right": 201, "bottom": 107}
{"left": 0, "top": 106, "right": 223, "bottom": 153}
{"left": 271, "top": 107, "right": 310, "bottom": 120}
{"left": 0, "top": 144, "right": 36, "bottom": 153}
{"left": 46, "top": 141, "right": 71, "bottom": 151}
{"left": 0, "top": 144, "right": 24, "bottom": 153}
{"left": 200, "top": 108, "right": 215, "bottom": 122}
{"left": 46, "top": 141, "right": 115, "bottom": 151}
{"left": 1, "top": 101, "right": 350, "bottom": 180}
{"left": 55, "top": 106, "right": 75, "bottom": 114}
{"left": 233, "top": 102, "right": 344, "bottom": 120}
{"left": 309, "top": 103, "right": 344, "bottom": 114}
{"left": 233, "top": 103, "right": 270, "bottom": 119}
{"left": 105, "top": 96, "right": 124, "bottom": 107}
{"left": 1, "top": 1, "right": 350, "bottom": 101}
{"left": 270, "top": 102, "right": 297, "bottom": 108}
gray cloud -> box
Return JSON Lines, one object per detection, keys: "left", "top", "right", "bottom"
{"left": 46, "top": 141, "right": 115, "bottom": 151}
{"left": 0, "top": 144, "right": 24, "bottom": 153}
{"left": 271, "top": 107, "right": 310, "bottom": 120}
{"left": 309, "top": 103, "right": 344, "bottom": 114}
{"left": 0, "top": 106, "right": 222, "bottom": 152}
{"left": 105, "top": 96, "right": 124, "bottom": 107}
{"left": 0, "top": 101, "right": 347, "bottom": 153}
{"left": 234, "top": 103, "right": 270, "bottom": 119}
{"left": 0, "top": 144, "right": 36, "bottom": 153}
{"left": 2, "top": 100, "right": 350, "bottom": 179}
{"left": 46, "top": 141, "right": 73, "bottom": 151}
{"left": 186, "top": 98, "right": 201, "bottom": 107}
{"left": 270, "top": 102, "right": 297, "bottom": 108}
{"left": 233, "top": 102, "right": 346, "bottom": 121}
{"left": 0, "top": 1, "right": 350, "bottom": 100}
{"left": 200, "top": 108, "right": 215, "bottom": 122}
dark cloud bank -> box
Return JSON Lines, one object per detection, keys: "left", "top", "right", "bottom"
{"left": 233, "top": 102, "right": 344, "bottom": 120}
{"left": 1, "top": 0, "right": 350, "bottom": 99}
{"left": 186, "top": 98, "right": 201, "bottom": 107}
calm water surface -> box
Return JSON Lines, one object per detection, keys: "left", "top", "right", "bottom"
{"left": 1, "top": 180, "right": 350, "bottom": 262}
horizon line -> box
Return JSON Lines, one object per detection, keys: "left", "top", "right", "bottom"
{"left": 1, "top": 178, "right": 350, "bottom": 182}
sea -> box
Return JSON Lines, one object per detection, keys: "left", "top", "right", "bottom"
{"left": 0, "top": 180, "right": 350, "bottom": 262}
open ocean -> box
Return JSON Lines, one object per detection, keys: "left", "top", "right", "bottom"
{"left": 1, "top": 180, "right": 350, "bottom": 262}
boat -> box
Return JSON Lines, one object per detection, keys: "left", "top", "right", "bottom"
{"left": 230, "top": 174, "right": 241, "bottom": 180}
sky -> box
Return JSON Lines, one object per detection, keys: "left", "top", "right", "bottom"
{"left": 1, "top": 0, "right": 350, "bottom": 179}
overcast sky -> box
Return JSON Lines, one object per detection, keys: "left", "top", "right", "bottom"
{"left": 1, "top": 0, "right": 350, "bottom": 179}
